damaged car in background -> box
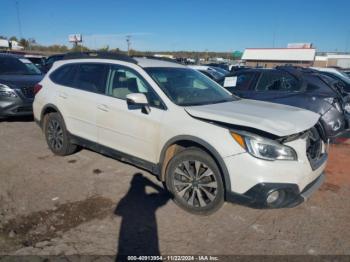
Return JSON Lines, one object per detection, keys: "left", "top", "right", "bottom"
{"left": 220, "top": 66, "right": 350, "bottom": 141}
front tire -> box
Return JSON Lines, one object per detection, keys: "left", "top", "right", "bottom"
{"left": 44, "top": 112, "right": 77, "bottom": 156}
{"left": 165, "top": 148, "right": 225, "bottom": 215}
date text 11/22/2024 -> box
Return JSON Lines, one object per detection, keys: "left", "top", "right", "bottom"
{"left": 127, "top": 255, "right": 219, "bottom": 261}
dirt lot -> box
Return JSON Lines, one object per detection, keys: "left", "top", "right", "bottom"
{"left": 0, "top": 117, "right": 350, "bottom": 257}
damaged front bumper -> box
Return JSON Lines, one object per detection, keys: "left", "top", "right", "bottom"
{"left": 226, "top": 172, "right": 326, "bottom": 208}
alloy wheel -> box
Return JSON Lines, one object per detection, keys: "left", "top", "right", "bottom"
{"left": 47, "top": 119, "right": 64, "bottom": 150}
{"left": 172, "top": 160, "right": 218, "bottom": 208}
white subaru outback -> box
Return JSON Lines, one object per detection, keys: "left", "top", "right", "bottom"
{"left": 33, "top": 53, "right": 327, "bottom": 215}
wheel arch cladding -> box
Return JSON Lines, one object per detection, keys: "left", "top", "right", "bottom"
{"left": 159, "top": 135, "right": 232, "bottom": 194}
{"left": 40, "top": 104, "right": 62, "bottom": 127}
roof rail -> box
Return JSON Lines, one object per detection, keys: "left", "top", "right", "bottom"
{"left": 132, "top": 55, "right": 184, "bottom": 65}
{"left": 276, "top": 65, "right": 319, "bottom": 79}
{"left": 63, "top": 52, "right": 138, "bottom": 64}
{"left": 277, "top": 65, "right": 318, "bottom": 73}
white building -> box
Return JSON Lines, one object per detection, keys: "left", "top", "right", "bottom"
{"left": 314, "top": 54, "right": 350, "bottom": 69}
{"left": 242, "top": 48, "right": 316, "bottom": 68}
{"left": 0, "top": 39, "right": 24, "bottom": 50}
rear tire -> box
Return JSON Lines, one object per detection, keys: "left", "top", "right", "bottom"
{"left": 44, "top": 112, "right": 77, "bottom": 156}
{"left": 165, "top": 148, "right": 225, "bottom": 215}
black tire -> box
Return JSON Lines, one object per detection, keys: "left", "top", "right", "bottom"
{"left": 165, "top": 148, "right": 224, "bottom": 215}
{"left": 44, "top": 112, "right": 77, "bottom": 156}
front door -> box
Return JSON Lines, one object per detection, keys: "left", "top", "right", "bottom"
{"left": 96, "top": 64, "right": 165, "bottom": 163}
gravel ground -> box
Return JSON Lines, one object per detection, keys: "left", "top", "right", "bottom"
{"left": 0, "top": 118, "right": 349, "bottom": 257}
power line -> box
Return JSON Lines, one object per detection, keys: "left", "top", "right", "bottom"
{"left": 15, "top": 0, "right": 23, "bottom": 39}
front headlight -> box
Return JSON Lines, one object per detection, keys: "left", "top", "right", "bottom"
{"left": 230, "top": 131, "right": 297, "bottom": 161}
{"left": 0, "top": 84, "right": 17, "bottom": 98}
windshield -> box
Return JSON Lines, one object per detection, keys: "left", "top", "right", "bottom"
{"left": 0, "top": 57, "right": 42, "bottom": 75}
{"left": 145, "top": 67, "right": 236, "bottom": 106}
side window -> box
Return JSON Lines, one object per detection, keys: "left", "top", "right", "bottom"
{"left": 73, "top": 63, "right": 108, "bottom": 94}
{"left": 256, "top": 71, "right": 299, "bottom": 92}
{"left": 236, "top": 73, "right": 255, "bottom": 90}
{"left": 50, "top": 64, "right": 77, "bottom": 86}
{"left": 106, "top": 65, "right": 164, "bottom": 109}
{"left": 224, "top": 72, "right": 255, "bottom": 93}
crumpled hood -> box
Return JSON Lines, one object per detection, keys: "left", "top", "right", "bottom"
{"left": 185, "top": 99, "right": 320, "bottom": 137}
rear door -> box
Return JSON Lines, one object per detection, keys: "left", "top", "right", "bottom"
{"left": 54, "top": 62, "right": 108, "bottom": 142}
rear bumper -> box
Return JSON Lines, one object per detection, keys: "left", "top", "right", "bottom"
{"left": 226, "top": 172, "right": 325, "bottom": 208}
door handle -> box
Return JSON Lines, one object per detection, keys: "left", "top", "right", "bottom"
{"left": 97, "top": 104, "right": 109, "bottom": 112}
{"left": 59, "top": 92, "right": 68, "bottom": 99}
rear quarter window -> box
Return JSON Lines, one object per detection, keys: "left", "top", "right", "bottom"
{"left": 50, "top": 64, "right": 77, "bottom": 86}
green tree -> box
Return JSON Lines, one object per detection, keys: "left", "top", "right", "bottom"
{"left": 98, "top": 45, "right": 109, "bottom": 52}
{"left": 19, "top": 38, "right": 29, "bottom": 48}
{"left": 9, "top": 36, "right": 18, "bottom": 42}
{"left": 70, "top": 44, "right": 90, "bottom": 52}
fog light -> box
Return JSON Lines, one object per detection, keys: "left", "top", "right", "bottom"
{"left": 266, "top": 190, "right": 280, "bottom": 204}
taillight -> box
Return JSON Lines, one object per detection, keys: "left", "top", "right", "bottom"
{"left": 34, "top": 83, "right": 43, "bottom": 95}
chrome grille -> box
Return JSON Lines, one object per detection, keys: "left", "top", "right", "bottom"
{"left": 306, "top": 127, "right": 323, "bottom": 162}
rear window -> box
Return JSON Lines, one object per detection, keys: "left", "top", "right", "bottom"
{"left": 50, "top": 64, "right": 77, "bottom": 86}
{"left": 50, "top": 63, "right": 108, "bottom": 94}
{"left": 0, "top": 56, "right": 41, "bottom": 75}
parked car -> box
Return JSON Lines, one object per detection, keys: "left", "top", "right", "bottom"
{"left": 187, "top": 65, "right": 226, "bottom": 82}
{"left": 0, "top": 53, "right": 43, "bottom": 118}
{"left": 33, "top": 52, "right": 327, "bottom": 214}
{"left": 342, "top": 70, "right": 350, "bottom": 78}
{"left": 230, "top": 65, "right": 251, "bottom": 73}
{"left": 43, "top": 54, "right": 65, "bottom": 72}
{"left": 209, "top": 66, "right": 230, "bottom": 76}
{"left": 311, "top": 67, "right": 350, "bottom": 93}
{"left": 24, "top": 54, "right": 46, "bottom": 73}
{"left": 207, "top": 63, "right": 232, "bottom": 72}
{"left": 220, "top": 66, "right": 350, "bottom": 140}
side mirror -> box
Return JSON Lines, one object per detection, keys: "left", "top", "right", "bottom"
{"left": 126, "top": 93, "right": 150, "bottom": 114}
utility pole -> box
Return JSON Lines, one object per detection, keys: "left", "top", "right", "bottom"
{"left": 126, "top": 35, "right": 131, "bottom": 55}
{"left": 15, "top": 0, "right": 23, "bottom": 40}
